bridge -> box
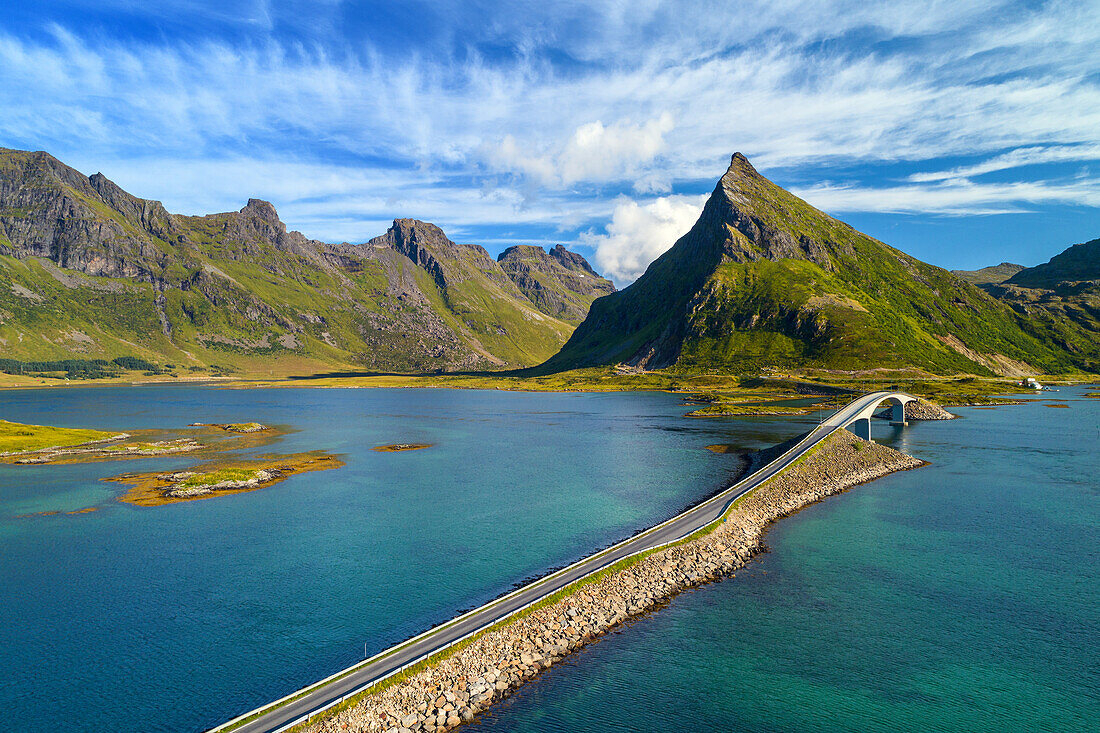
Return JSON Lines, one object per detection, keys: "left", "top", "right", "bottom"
{"left": 821, "top": 391, "right": 917, "bottom": 441}
{"left": 209, "top": 391, "right": 918, "bottom": 733}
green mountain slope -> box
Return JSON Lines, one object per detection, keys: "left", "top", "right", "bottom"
{"left": 979, "top": 238, "right": 1100, "bottom": 368}
{"left": 952, "top": 262, "right": 1025, "bottom": 285}
{"left": 543, "top": 154, "right": 1091, "bottom": 377}
{"left": 497, "top": 244, "right": 615, "bottom": 323}
{"left": 1005, "top": 238, "right": 1100, "bottom": 287}
{"left": 0, "top": 148, "right": 596, "bottom": 375}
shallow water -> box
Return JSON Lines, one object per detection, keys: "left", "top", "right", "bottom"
{"left": 465, "top": 387, "right": 1100, "bottom": 732}
{"left": 0, "top": 385, "right": 813, "bottom": 732}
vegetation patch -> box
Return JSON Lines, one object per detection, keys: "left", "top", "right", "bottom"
{"left": 0, "top": 419, "right": 120, "bottom": 455}
{"left": 373, "top": 443, "right": 433, "bottom": 452}
{"left": 0, "top": 356, "right": 167, "bottom": 380}
{"left": 111, "top": 452, "right": 344, "bottom": 506}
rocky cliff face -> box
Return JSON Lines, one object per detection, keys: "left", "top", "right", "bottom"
{"left": 542, "top": 154, "right": 1090, "bottom": 376}
{"left": 0, "top": 149, "right": 173, "bottom": 278}
{"left": 497, "top": 244, "right": 615, "bottom": 323}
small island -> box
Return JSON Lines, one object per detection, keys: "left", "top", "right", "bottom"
{"left": 3, "top": 417, "right": 343, "bottom": 509}
{"left": 373, "top": 443, "right": 433, "bottom": 452}
{"left": 112, "top": 452, "right": 344, "bottom": 506}
{"left": 189, "top": 422, "right": 269, "bottom": 433}
{"left": 0, "top": 419, "right": 202, "bottom": 464}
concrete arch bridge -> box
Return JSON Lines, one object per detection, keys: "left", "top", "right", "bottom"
{"left": 820, "top": 391, "right": 918, "bottom": 442}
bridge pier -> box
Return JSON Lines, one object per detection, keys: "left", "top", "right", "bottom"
{"left": 852, "top": 417, "right": 873, "bottom": 442}
{"left": 890, "top": 402, "right": 908, "bottom": 426}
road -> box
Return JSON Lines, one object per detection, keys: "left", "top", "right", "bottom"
{"left": 210, "top": 391, "right": 910, "bottom": 733}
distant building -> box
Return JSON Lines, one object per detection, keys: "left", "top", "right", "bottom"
{"left": 1023, "top": 377, "right": 1044, "bottom": 390}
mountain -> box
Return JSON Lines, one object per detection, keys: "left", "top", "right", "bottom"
{"left": 543, "top": 154, "right": 1092, "bottom": 377}
{"left": 0, "top": 148, "right": 600, "bottom": 375}
{"left": 1005, "top": 238, "right": 1100, "bottom": 288}
{"left": 497, "top": 244, "right": 615, "bottom": 323}
{"left": 977, "top": 238, "right": 1100, "bottom": 366}
{"left": 952, "top": 262, "right": 1025, "bottom": 286}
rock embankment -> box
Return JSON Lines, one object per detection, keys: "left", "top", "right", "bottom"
{"left": 906, "top": 399, "right": 955, "bottom": 420}
{"left": 305, "top": 429, "right": 923, "bottom": 733}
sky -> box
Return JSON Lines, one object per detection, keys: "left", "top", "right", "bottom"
{"left": 1, "top": 1, "right": 1098, "bottom": 286}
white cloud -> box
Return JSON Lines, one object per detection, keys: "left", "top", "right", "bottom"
{"left": 795, "top": 177, "right": 1100, "bottom": 216}
{"left": 486, "top": 113, "right": 675, "bottom": 189}
{"left": 0, "top": 0, "right": 1098, "bottom": 248}
{"left": 584, "top": 195, "right": 706, "bottom": 285}
{"left": 909, "top": 144, "right": 1100, "bottom": 183}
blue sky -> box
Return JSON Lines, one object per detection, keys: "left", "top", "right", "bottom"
{"left": 1, "top": 1, "right": 1098, "bottom": 285}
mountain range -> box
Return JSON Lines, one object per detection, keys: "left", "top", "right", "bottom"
{"left": 0, "top": 148, "right": 613, "bottom": 375}
{"left": 1, "top": 146, "right": 1095, "bottom": 380}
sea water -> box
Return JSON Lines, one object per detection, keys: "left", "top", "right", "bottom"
{"left": 0, "top": 385, "right": 810, "bottom": 732}
{"left": 466, "top": 387, "right": 1100, "bottom": 732}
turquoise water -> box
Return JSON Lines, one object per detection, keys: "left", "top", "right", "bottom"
{"left": 0, "top": 386, "right": 808, "bottom": 732}
{"left": 466, "top": 387, "right": 1100, "bottom": 732}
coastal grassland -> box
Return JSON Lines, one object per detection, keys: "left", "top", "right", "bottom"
{"left": 0, "top": 419, "right": 116, "bottom": 454}
{"left": 248, "top": 365, "right": 1050, "bottom": 416}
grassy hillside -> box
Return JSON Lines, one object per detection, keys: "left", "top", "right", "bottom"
{"left": 952, "top": 263, "right": 1025, "bottom": 285}
{"left": 543, "top": 154, "right": 1092, "bottom": 377}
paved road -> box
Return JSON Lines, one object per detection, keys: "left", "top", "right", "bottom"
{"left": 210, "top": 391, "right": 910, "bottom": 733}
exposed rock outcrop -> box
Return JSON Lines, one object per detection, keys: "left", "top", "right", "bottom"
{"left": 905, "top": 399, "right": 956, "bottom": 420}
{"left": 497, "top": 244, "right": 615, "bottom": 322}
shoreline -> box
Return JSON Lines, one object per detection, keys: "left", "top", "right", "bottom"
{"left": 297, "top": 430, "right": 924, "bottom": 733}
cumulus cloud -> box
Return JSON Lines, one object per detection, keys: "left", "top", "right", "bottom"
{"left": 584, "top": 195, "right": 706, "bottom": 285}
{"left": 487, "top": 113, "right": 675, "bottom": 189}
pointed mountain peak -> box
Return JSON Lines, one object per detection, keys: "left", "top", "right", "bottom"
{"left": 718, "top": 152, "right": 768, "bottom": 196}
{"left": 726, "top": 151, "right": 756, "bottom": 172}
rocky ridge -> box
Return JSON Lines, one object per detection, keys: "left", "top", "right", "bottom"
{"left": 304, "top": 429, "right": 923, "bottom": 733}
{"left": 497, "top": 244, "right": 615, "bottom": 323}
{"left": 0, "top": 148, "right": 610, "bottom": 373}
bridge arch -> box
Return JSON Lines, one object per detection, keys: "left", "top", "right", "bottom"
{"left": 836, "top": 392, "right": 917, "bottom": 442}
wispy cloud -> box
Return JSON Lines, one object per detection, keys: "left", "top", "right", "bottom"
{"left": 795, "top": 177, "right": 1100, "bottom": 216}
{"left": 0, "top": 0, "right": 1097, "bottom": 279}
{"left": 908, "top": 144, "right": 1100, "bottom": 183}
